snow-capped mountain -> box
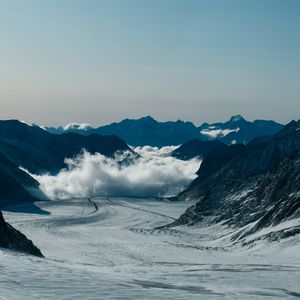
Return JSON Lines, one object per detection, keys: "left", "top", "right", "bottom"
{"left": 199, "top": 114, "right": 283, "bottom": 144}
{"left": 171, "top": 120, "right": 300, "bottom": 242}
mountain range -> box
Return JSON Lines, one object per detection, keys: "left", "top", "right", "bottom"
{"left": 45, "top": 115, "right": 284, "bottom": 146}
{"left": 0, "top": 116, "right": 298, "bottom": 255}
{"left": 0, "top": 116, "right": 289, "bottom": 210}
{"left": 47, "top": 116, "right": 202, "bottom": 147}
{"left": 0, "top": 120, "right": 134, "bottom": 254}
{"left": 0, "top": 120, "right": 133, "bottom": 209}
{"left": 0, "top": 120, "right": 131, "bottom": 175}
{"left": 170, "top": 119, "right": 300, "bottom": 243}
{"left": 199, "top": 114, "right": 284, "bottom": 144}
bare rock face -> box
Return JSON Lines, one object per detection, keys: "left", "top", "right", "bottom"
{"left": 171, "top": 120, "right": 300, "bottom": 242}
{"left": 0, "top": 211, "right": 43, "bottom": 257}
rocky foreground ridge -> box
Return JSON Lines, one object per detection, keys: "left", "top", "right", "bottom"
{"left": 0, "top": 211, "right": 42, "bottom": 256}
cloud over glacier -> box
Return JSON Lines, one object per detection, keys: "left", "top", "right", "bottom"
{"left": 30, "top": 146, "right": 201, "bottom": 199}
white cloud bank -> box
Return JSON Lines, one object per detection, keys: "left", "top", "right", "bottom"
{"left": 64, "top": 123, "right": 92, "bottom": 131}
{"left": 29, "top": 146, "right": 201, "bottom": 200}
{"left": 200, "top": 127, "right": 240, "bottom": 138}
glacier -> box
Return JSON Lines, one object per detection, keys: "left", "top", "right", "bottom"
{"left": 1, "top": 197, "right": 299, "bottom": 299}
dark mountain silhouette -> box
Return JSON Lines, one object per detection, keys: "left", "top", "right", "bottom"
{"left": 91, "top": 116, "right": 203, "bottom": 147}
{"left": 170, "top": 120, "right": 300, "bottom": 242}
{"left": 46, "top": 115, "right": 283, "bottom": 146}
{"left": 0, "top": 152, "right": 42, "bottom": 209}
{"left": 0, "top": 211, "right": 42, "bottom": 256}
{"left": 171, "top": 139, "right": 225, "bottom": 160}
{"left": 0, "top": 120, "right": 132, "bottom": 174}
{"left": 199, "top": 114, "right": 283, "bottom": 144}
{"left": 47, "top": 116, "right": 203, "bottom": 146}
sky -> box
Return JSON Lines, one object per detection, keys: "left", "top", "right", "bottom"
{"left": 0, "top": 0, "right": 299, "bottom": 126}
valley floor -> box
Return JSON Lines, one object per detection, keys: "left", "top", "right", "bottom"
{"left": 1, "top": 198, "right": 300, "bottom": 299}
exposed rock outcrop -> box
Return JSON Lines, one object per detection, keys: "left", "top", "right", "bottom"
{"left": 0, "top": 211, "right": 43, "bottom": 256}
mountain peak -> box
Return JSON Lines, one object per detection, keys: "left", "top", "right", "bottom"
{"left": 140, "top": 116, "right": 156, "bottom": 122}
{"left": 228, "top": 114, "right": 246, "bottom": 122}
{"left": 276, "top": 119, "right": 300, "bottom": 136}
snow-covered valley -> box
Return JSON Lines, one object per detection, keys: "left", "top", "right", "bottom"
{"left": 1, "top": 198, "right": 300, "bottom": 299}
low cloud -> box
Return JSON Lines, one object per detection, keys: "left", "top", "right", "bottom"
{"left": 29, "top": 146, "right": 201, "bottom": 200}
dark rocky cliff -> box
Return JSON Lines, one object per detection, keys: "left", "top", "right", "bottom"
{"left": 0, "top": 211, "right": 43, "bottom": 256}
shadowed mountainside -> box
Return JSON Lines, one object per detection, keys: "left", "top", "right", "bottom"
{"left": 0, "top": 120, "right": 132, "bottom": 174}
{"left": 88, "top": 116, "right": 203, "bottom": 147}
{"left": 171, "top": 139, "right": 224, "bottom": 160}
{"left": 171, "top": 120, "right": 300, "bottom": 242}
{"left": 0, "top": 152, "right": 43, "bottom": 208}
{"left": 199, "top": 114, "right": 283, "bottom": 144}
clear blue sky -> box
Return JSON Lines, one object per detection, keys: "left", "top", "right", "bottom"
{"left": 0, "top": 0, "right": 299, "bottom": 126}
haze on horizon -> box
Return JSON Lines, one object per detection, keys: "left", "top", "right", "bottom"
{"left": 0, "top": 0, "right": 299, "bottom": 126}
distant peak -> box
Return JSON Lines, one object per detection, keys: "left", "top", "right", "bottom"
{"left": 141, "top": 116, "right": 155, "bottom": 121}
{"left": 229, "top": 115, "right": 246, "bottom": 122}
{"left": 277, "top": 119, "right": 300, "bottom": 135}
{"left": 20, "top": 120, "right": 34, "bottom": 127}
{"left": 139, "top": 116, "right": 157, "bottom": 123}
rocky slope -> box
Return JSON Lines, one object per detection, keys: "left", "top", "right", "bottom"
{"left": 190, "top": 119, "right": 300, "bottom": 188}
{"left": 171, "top": 120, "right": 300, "bottom": 242}
{"left": 0, "top": 211, "right": 42, "bottom": 256}
{"left": 171, "top": 139, "right": 224, "bottom": 160}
